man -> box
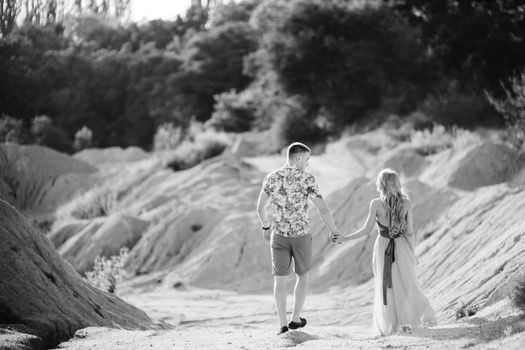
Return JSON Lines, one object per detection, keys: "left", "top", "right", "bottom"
{"left": 257, "top": 142, "right": 341, "bottom": 335}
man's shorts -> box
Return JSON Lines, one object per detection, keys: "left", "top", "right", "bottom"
{"left": 270, "top": 233, "right": 312, "bottom": 276}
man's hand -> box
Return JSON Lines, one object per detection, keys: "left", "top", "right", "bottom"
{"left": 263, "top": 228, "right": 271, "bottom": 241}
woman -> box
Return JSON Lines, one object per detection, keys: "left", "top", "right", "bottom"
{"left": 339, "top": 168, "right": 436, "bottom": 335}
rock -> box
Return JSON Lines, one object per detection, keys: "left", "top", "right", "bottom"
{"left": 74, "top": 146, "right": 149, "bottom": 166}
{"left": 0, "top": 144, "right": 97, "bottom": 213}
{"left": 0, "top": 199, "right": 152, "bottom": 349}
{"left": 59, "top": 214, "right": 149, "bottom": 274}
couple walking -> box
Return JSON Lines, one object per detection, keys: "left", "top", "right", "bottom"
{"left": 256, "top": 142, "right": 436, "bottom": 336}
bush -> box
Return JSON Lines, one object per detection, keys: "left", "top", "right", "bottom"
{"left": 207, "top": 90, "right": 256, "bottom": 132}
{"left": 85, "top": 247, "right": 129, "bottom": 294}
{"left": 421, "top": 88, "right": 500, "bottom": 129}
{"left": 454, "top": 302, "right": 479, "bottom": 320}
{"left": 167, "top": 128, "right": 231, "bottom": 171}
{"left": 488, "top": 72, "right": 525, "bottom": 150}
{"left": 65, "top": 187, "right": 118, "bottom": 220}
{"left": 153, "top": 123, "right": 184, "bottom": 151}
{"left": 410, "top": 124, "right": 454, "bottom": 156}
{"left": 0, "top": 115, "right": 28, "bottom": 144}
{"left": 73, "top": 126, "right": 93, "bottom": 151}
{"left": 31, "top": 115, "right": 72, "bottom": 153}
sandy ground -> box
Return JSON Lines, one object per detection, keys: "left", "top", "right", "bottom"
{"left": 56, "top": 287, "right": 525, "bottom": 350}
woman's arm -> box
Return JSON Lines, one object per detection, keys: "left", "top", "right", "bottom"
{"left": 341, "top": 199, "right": 377, "bottom": 242}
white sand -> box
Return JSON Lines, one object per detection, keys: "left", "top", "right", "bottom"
{"left": 57, "top": 288, "right": 525, "bottom": 349}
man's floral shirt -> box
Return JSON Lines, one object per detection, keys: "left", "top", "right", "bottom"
{"left": 262, "top": 163, "right": 321, "bottom": 238}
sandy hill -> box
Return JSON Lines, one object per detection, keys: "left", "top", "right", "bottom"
{"left": 50, "top": 129, "right": 525, "bottom": 312}
{"left": 0, "top": 199, "right": 153, "bottom": 349}
{"left": 31, "top": 126, "right": 525, "bottom": 349}
{"left": 0, "top": 144, "right": 98, "bottom": 216}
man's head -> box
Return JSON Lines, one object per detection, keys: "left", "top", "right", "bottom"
{"left": 287, "top": 142, "right": 311, "bottom": 170}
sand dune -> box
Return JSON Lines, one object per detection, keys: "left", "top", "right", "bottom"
{"left": 5, "top": 127, "right": 524, "bottom": 348}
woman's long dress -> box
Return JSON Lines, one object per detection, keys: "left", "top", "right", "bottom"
{"left": 372, "top": 220, "right": 436, "bottom": 335}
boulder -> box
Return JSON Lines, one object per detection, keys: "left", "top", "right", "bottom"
{"left": 0, "top": 200, "right": 152, "bottom": 349}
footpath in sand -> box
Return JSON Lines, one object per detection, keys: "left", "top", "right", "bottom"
{"left": 57, "top": 287, "right": 525, "bottom": 350}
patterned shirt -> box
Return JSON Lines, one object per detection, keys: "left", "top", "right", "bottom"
{"left": 262, "top": 163, "right": 321, "bottom": 237}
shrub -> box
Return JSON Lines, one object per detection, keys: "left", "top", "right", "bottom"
{"left": 167, "top": 128, "right": 231, "bottom": 171}
{"left": 454, "top": 302, "right": 479, "bottom": 320}
{"left": 421, "top": 89, "right": 500, "bottom": 129}
{"left": 512, "top": 274, "right": 525, "bottom": 314}
{"left": 488, "top": 72, "right": 525, "bottom": 150}
{"left": 64, "top": 187, "right": 118, "bottom": 220}
{"left": 410, "top": 124, "right": 454, "bottom": 156}
{"left": 73, "top": 126, "right": 93, "bottom": 151}
{"left": 31, "top": 115, "right": 72, "bottom": 153}
{"left": 207, "top": 90, "right": 256, "bottom": 132}
{"left": 0, "top": 115, "right": 28, "bottom": 144}
{"left": 85, "top": 247, "right": 129, "bottom": 294}
{"left": 153, "top": 122, "right": 184, "bottom": 151}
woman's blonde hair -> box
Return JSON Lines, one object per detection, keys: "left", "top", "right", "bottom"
{"left": 376, "top": 168, "right": 409, "bottom": 227}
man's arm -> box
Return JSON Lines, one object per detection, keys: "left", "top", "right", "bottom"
{"left": 257, "top": 189, "right": 271, "bottom": 240}
{"left": 311, "top": 195, "right": 340, "bottom": 241}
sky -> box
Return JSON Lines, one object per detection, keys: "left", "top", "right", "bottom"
{"left": 131, "top": 0, "right": 192, "bottom": 22}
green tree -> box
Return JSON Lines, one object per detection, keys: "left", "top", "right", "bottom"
{"left": 209, "top": 0, "right": 262, "bottom": 27}
{"left": 174, "top": 22, "right": 258, "bottom": 122}
{"left": 263, "top": 0, "right": 433, "bottom": 127}
{"left": 385, "top": 0, "right": 525, "bottom": 95}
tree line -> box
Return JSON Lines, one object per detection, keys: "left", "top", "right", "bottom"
{"left": 1, "top": 0, "right": 524, "bottom": 152}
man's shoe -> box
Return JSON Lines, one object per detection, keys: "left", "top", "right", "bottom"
{"left": 288, "top": 317, "right": 307, "bottom": 330}
{"left": 277, "top": 326, "right": 289, "bottom": 335}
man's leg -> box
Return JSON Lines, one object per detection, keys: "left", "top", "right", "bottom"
{"left": 291, "top": 271, "right": 309, "bottom": 322}
{"left": 274, "top": 276, "right": 288, "bottom": 327}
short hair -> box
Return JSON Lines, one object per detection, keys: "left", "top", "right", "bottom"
{"left": 287, "top": 142, "right": 311, "bottom": 160}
